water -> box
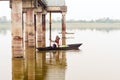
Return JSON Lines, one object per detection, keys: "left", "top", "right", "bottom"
{"left": 0, "top": 29, "right": 120, "bottom": 80}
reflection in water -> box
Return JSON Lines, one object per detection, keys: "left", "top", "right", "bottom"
{"left": 4, "top": 30, "right": 120, "bottom": 80}
{"left": 12, "top": 31, "right": 67, "bottom": 80}
{"left": 35, "top": 51, "right": 46, "bottom": 80}
{"left": 25, "top": 47, "right": 36, "bottom": 80}
{"left": 12, "top": 58, "right": 24, "bottom": 80}
{"left": 44, "top": 51, "right": 66, "bottom": 80}
{"left": 12, "top": 49, "right": 67, "bottom": 80}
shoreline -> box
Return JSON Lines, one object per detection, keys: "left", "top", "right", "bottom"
{"left": 1, "top": 22, "right": 120, "bottom": 30}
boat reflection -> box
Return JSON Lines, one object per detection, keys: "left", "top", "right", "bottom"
{"left": 12, "top": 48, "right": 67, "bottom": 80}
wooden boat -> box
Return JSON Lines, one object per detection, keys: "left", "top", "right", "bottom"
{"left": 36, "top": 43, "right": 82, "bottom": 51}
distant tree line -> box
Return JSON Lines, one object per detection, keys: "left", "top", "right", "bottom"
{"left": 0, "top": 16, "right": 9, "bottom": 23}
{"left": 50, "top": 17, "right": 120, "bottom": 23}
{"left": 70, "top": 18, "right": 120, "bottom": 23}
{"left": 1, "top": 16, "right": 120, "bottom": 23}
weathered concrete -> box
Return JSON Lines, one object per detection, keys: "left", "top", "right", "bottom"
{"left": 49, "top": 12, "right": 52, "bottom": 46}
{"left": 36, "top": 12, "right": 42, "bottom": 47}
{"left": 47, "top": 6, "right": 67, "bottom": 12}
{"left": 62, "top": 12, "right": 66, "bottom": 32}
{"left": 26, "top": 9, "right": 36, "bottom": 47}
{"left": 22, "top": 0, "right": 34, "bottom": 8}
{"left": 22, "top": 13, "right": 28, "bottom": 42}
{"left": 8, "top": 0, "right": 67, "bottom": 55}
{"left": 11, "top": 0, "right": 23, "bottom": 58}
{"left": 62, "top": 12, "right": 66, "bottom": 45}
{"left": 42, "top": 11, "right": 47, "bottom": 47}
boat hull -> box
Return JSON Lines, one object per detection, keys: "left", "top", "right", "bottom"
{"left": 37, "top": 43, "right": 82, "bottom": 51}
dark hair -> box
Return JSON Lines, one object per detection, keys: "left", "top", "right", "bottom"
{"left": 52, "top": 44, "right": 57, "bottom": 48}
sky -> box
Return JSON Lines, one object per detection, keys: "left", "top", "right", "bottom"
{"left": 0, "top": 1, "right": 11, "bottom": 20}
{"left": 66, "top": 0, "right": 120, "bottom": 20}
{"left": 1, "top": 0, "right": 120, "bottom": 20}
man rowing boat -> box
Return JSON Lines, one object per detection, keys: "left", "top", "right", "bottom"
{"left": 50, "top": 35, "right": 60, "bottom": 48}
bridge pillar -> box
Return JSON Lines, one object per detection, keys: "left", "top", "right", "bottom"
{"left": 11, "top": 0, "right": 24, "bottom": 58}
{"left": 26, "top": 9, "right": 36, "bottom": 47}
{"left": 22, "top": 12, "right": 28, "bottom": 42}
{"left": 42, "top": 11, "right": 47, "bottom": 47}
{"left": 62, "top": 12, "right": 66, "bottom": 45}
{"left": 36, "top": 12, "right": 42, "bottom": 47}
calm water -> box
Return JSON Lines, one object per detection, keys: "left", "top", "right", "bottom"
{"left": 0, "top": 29, "right": 120, "bottom": 80}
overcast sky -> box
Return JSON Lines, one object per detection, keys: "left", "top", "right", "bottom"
{"left": 0, "top": 0, "right": 120, "bottom": 20}
{"left": 0, "top": 1, "right": 10, "bottom": 20}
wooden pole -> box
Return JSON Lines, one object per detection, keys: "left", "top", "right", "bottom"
{"left": 49, "top": 12, "right": 52, "bottom": 46}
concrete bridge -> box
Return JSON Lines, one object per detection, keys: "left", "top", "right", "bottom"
{"left": 1, "top": 0, "right": 67, "bottom": 58}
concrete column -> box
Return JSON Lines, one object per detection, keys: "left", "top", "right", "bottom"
{"left": 22, "top": 12, "right": 25, "bottom": 49}
{"left": 36, "top": 12, "right": 42, "bottom": 47}
{"left": 26, "top": 9, "right": 35, "bottom": 47}
{"left": 62, "top": 12, "right": 66, "bottom": 45}
{"left": 42, "top": 13, "right": 46, "bottom": 47}
{"left": 23, "top": 13, "right": 28, "bottom": 42}
{"left": 62, "top": 12, "right": 66, "bottom": 32}
{"left": 11, "top": 0, "right": 23, "bottom": 58}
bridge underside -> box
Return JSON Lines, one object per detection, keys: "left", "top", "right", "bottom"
{"left": 9, "top": 0, "right": 67, "bottom": 58}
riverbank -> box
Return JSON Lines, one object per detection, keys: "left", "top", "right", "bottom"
{"left": 47, "top": 22, "right": 120, "bottom": 30}
{"left": 0, "top": 22, "right": 10, "bottom": 30}
{"left": 1, "top": 22, "right": 120, "bottom": 31}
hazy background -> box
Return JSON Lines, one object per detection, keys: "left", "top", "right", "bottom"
{"left": 1, "top": 0, "right": 120, "bottom": 20}
{"left": 0, "top": 1, "right": 120, "bottom": 80}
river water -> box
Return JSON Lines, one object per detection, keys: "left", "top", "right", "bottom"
{"left": 0, "top": 29, "right": 120, "bottom": 80}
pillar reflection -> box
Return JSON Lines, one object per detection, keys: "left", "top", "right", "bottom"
{"left": 12, "top": 58, "right": 25, "bottom": 80}
{"left": 44, "top": 51, "right": 66, "bottom": 80}
{"left": 35, "top": 51, "right": 46, "bottom": 80}
{"left": 25, "top": 46, "right": 36, "bottom": 80}
{"left": 12, "top": 49, "right": 67, "bottom": 80}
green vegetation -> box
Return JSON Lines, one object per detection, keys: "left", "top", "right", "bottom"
{"left": 1, "top": 16, "right": 120, "bottom": 31}
{"left": 0, "top": 16, "right": 11, "bottom": 30}
{"left": 47, "top": 17, "right": 120, "bottom": 30}
{"left": 1, "top": 22, "right": 120, "bottom": 31}
{"left": 0, "top": 22, "right": 10, "bottom": 30}
{"left": 54, "top": 17, "right": 120, "bottom": 23}
{"left": 46, "top": 22, "right": 120, "bottom": 31}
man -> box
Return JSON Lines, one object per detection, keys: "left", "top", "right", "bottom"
{"left": 55, "top": 35, "right": 60, "bottom": 47}
{"left": 50, "top": 35, "right": 60, "bottom": 47}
